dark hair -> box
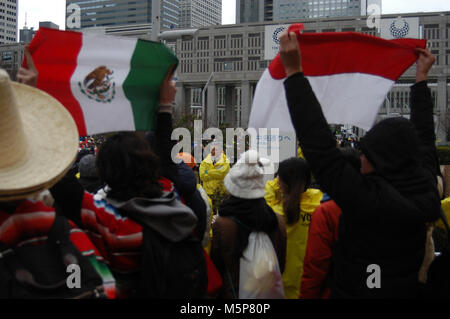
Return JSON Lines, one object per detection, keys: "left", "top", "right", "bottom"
{"left": 277, "top": 157, "right": 311, "bottom": 225}
{"left": 96, "top": 132, "right": 162, "bottom": 201}
{"left": 340, "top": 146, "right": 361, "bottom": 171}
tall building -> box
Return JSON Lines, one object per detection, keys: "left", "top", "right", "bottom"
{"left": 236, "top": 0, "right": 273, "bottom": 23}
{"left": 361, "top": 0, "right": 382, "bottom": 16}
{"left": 0, "top": 0, "right": 18, "bottom": 44}
{"left": 65, "top": 0, "right": 180, "bottom": 30}
{"left": 179, "top": 0, "right": 222, "bottom": 28}
{"left": 237, "top": 0, "right": 382, "bottom": 23}
{"left": 273, "top": 0, "right": 363, "bottom": 20}
{"left": 19, "top": 26, "right": 35, "bottom": 43}
{"left": 161, "top": 12, "right": 449, "bottom": 142}
{"left": 20, "top": 21, "right": 59, "bottom": 44}
{"left": 39, "top": 21, "right": 59, "bottom": 30}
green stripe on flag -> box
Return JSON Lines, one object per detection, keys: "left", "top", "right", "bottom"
{"left": 123, "top": 39, "right": 178, "bottom": 131}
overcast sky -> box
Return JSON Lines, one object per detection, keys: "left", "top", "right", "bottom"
{"left": 17, "top": 0, "right": 450, "bottom": 31}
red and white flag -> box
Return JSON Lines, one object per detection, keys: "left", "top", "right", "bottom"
{"left": 249, "top": 24, "right": 426, "bottom": 132}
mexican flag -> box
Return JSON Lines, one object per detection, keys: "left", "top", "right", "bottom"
{"left": 249, "top": 24, "right": 426, "bottom": 132}
{"left": 27, "top": 28, "right": 178, "bottom": 136}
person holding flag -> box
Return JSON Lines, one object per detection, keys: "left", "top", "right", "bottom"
{"left": 278, "top": 29, "right": 441, "bottom": 298}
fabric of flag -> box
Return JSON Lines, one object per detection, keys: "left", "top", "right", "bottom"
{"left": 27, "top": 28, "right": 178, "bottom": 136}
{"left": 249, "top": 24, "right": 426, "bottom": 132}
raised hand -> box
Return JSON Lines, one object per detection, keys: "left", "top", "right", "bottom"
{"left": 415, "top": 48, "right": 436, "bottom": 83}
{"left": 279, "top": 31, "right": 303, "bottom": 77}
{"left": 159, "top": 65, "right": 177, "bottom": 106}
{"left": 17, "top": 47, "right": 38, "bottom": 88}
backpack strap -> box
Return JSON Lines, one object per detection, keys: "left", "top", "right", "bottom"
{"left": 47, "top": 215, "right": 80, "bottom": 266}
{"left": 226, "top": 267, "right": 238, "bottom": 299}
{"left": 230, "top": 216, "right": 251, "bottom": 231}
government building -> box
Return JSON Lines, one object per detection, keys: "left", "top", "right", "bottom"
{"left": 164, "top": 12, "right": 450, "bottom": 142}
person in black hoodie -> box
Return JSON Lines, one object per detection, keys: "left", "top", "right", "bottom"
{"left": 279, "top": 31, "right": 441, "bottom": 298}
{"left": 210, "top": 150, "right": 287, "bottom": 299}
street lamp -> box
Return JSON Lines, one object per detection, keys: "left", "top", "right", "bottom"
{"left": 202, "top": 72, "right": 214, "bottom": 128}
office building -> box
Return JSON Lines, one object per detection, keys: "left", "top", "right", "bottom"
{"left": 237, "top": 0, "right": 382, "bottom": 23}
{"left": 65, "top": 0, "right": 180, "bottom": 30}
{"left": 39, "top": 21, "right": 59, "bottom": 29}
{"left": 179, "top": 0, "right": 222, "bottom": 28}
{"left": 160, "top": 12, "right": 449, "bottom": 142}
{"left": 236, "top": 0, "right": 273, "bottom": 23}
{"left": 19, "top": 26, "right": 35, "bottom": 43}
{"left": 0, "top": 42, "right": 25, "bottom": 80}
{"left": 0, "top": 0, "right": 18, "bottom": 44}
{"left": 274, "top": 0, "right": 362, "bottom": 20}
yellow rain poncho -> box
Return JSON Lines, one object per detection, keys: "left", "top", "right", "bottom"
{"left": 265, "top": 178, "right": 323, "bottom": 299}
{"left": 438, "top": 197, "right": 450, "bottom": 230}
{"left": 199, "top": 153, "right": 230, "bottom": 197}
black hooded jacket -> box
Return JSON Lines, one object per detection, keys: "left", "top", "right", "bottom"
{"left": 284, "top": 74, "right": 441, "bottom": 299}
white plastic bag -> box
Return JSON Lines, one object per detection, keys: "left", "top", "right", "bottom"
{"left": 239, "top": 232, "right": 285, "bottom": 299}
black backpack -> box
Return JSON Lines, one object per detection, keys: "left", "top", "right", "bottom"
{"left": 425, "top": 208, "right": 450, "bottom": 299}
{"left": 0, "top": 215, "right": 106, "bottom": 299}
{"left": 136, "top": 224, "right": 207, "bottom": 299}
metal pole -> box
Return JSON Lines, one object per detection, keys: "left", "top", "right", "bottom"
{"left": 151, "top": 0, "right": 161, "bottom": 41}
{"left": 386, "top": 96, "right": 391, "bottom": 117}
{"left": 202, "top": 72, "right": 214, "bottom": 128}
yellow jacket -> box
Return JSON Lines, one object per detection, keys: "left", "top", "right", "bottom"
{"left": 297, "top": 146, "right": 304, "bottom": 159}
{"left": 197, "top": 184, "right": 214, "bottom": 255}
{"left": 265, "top": 178, "right": 323, "bottom": 299}
{"left": 438, "top": 197, "right": 450, "bottom": 230}
{"left": 199, "top": 153, "right": 230, "bottom": 196}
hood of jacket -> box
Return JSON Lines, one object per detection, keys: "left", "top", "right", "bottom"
{"left": 360, "top": 117, "right": 434, "bottom": 195}
{"left": 300, "top": 188, "right": 324, "bottom": 213}
{"left": 106, "top": 191, "right": 198, "bottom": 242}
{"left": 203, "top": 153, "right": 229, "bottom": 165}
{"left": 219, "top": 196, "right": 278, "bottom": 234}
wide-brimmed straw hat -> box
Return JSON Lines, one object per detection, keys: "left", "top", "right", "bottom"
{"left": 0, "top": 69, "right": 78, "bottom": 201}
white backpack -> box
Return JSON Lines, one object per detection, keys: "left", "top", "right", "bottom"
{"left": 239, "top": 232, "right": 285, "bottom": 299}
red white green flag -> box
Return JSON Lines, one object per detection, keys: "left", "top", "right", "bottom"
{"left": 27, "top": 28, "right": 178, "bottom": 136}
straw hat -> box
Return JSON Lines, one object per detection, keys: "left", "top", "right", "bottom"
{"left": 0, "top": 69, "right": 78, "bottom": 201}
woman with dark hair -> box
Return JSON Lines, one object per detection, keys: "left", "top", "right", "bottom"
{"left": 50, "top": 70, "right": 207, "bottom": 298}
{"left": 96, "top": 132, "right": 163, "bottom": 201}
{"left": 265, "top": 157, "right": 323, "bottom": 299}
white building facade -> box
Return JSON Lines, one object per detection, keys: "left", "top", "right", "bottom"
{"left": 179, "top": 0, "right": 222, "bottom": 28}
{"left": 0, "top": 0, "right": 17, "bottom": 44}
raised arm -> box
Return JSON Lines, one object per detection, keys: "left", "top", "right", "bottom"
{"left": 155, "top": 66, "right": 177, "bottom": 167}
{"left": 409, "top": 48, "right": 439, "bottom": 179}
{"left": 154, "top": 66, "right": 181, "bottom": 187}
{"left": 17, "top": 47, "right": 38, "bottom": 87}
{"left": 279, "top": 31, "right": 376, "bottom": 217}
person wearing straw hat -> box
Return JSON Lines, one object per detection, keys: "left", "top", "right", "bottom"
{"left": 33, "top": 62, "right": 207, "bottom": 298}
{"left": 0, "top": 55, "right": 116, "bottom": 298}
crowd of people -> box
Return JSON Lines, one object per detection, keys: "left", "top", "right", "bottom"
{"left": 0, "top": 34, "right": 448, "bottom": 300}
